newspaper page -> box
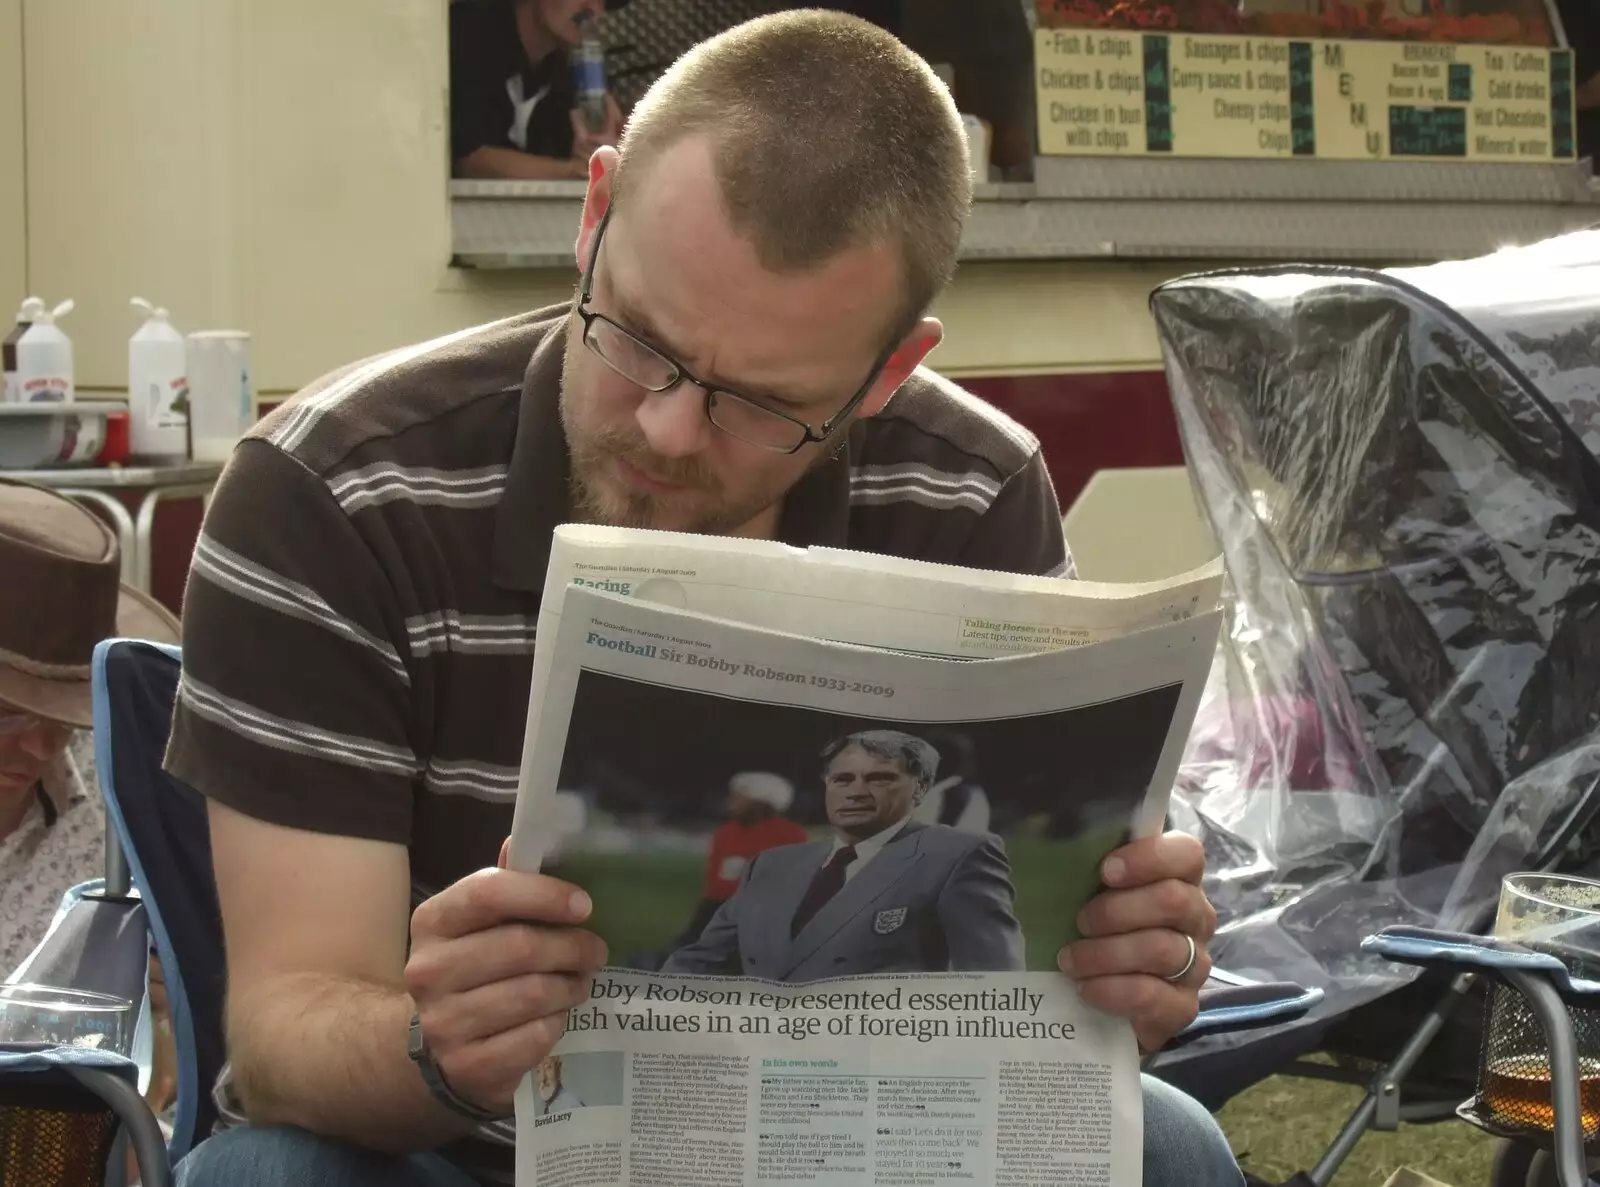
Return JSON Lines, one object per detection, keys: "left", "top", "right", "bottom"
{"left": 508, "top": 574, "right": 1222, "bottom": 1187}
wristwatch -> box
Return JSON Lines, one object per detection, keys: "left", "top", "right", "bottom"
{"left": 407, "top": 1012, "right": 510, "bottom": 1123}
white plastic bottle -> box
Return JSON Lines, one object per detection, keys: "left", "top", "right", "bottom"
{"left": 15, "top": 299, "right": 75, "bottom": 403}
{"left": 2, "top": 297, "right": 44, "bottom": 403}
{"left": 128, "top": 298, "right": 190, "bottom": 461}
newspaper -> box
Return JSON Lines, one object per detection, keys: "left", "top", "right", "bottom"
{"left": 506, "top": 526, "right": 1223, "bottom": 1187}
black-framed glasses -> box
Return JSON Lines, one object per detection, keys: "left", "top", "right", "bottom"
{"left": 576, "top": 206, "right": 897, "bottom": 455}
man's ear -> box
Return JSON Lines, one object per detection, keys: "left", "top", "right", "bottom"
{"left": 574, "top": 146, "right": 620, "bottom": 273}
{"left": 856, "top": 318, "right": 944, "bottom": 419}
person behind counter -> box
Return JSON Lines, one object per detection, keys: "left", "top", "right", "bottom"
{"left": 451, "top": 0, "right": 628, "bottom": 180}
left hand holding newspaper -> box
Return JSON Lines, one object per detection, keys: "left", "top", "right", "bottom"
{"left": 500, "top": 525, "right": 1225, "bottom": 1187}
{"left": 403, "top": 853, "right": 608, "bottom": 1116}
{"left": 1062, "top": 831, "right": 1214, "bottom": 1054}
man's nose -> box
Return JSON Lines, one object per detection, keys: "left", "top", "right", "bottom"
{"left": 634, "top": 379, "right": 713, "bottom": 459}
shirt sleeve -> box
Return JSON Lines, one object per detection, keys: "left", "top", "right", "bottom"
{"left": 955, "top": 449, "right": 1075, "bottom": 579}
{"left": 163, "top": 439, "right": 421, "bottom": 845}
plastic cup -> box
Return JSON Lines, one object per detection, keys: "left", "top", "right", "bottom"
{"left": 0, "top": 983, "right": 135, "bottom": 1055}
{"left": 185, "top": 329, "right": 253, "bottom": 463}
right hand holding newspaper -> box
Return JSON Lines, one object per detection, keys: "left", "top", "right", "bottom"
{"left": 507, "top": 526, "right": 1223, "bottom": 1187}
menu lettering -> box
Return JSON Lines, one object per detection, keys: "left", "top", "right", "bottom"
{"left": 1035, "top": 29, "right": 1575, "bottom": 162}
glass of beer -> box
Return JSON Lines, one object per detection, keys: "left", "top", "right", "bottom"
{"left": 0, "top": 983, "right": 134, "bottom": 1055}
{"left": 1478, "top": 873, "right": 1600, "bottom": 1137}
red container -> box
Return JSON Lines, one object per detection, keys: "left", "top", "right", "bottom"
{"left": 98, "top": 410, "right": 130, "bottom": 465}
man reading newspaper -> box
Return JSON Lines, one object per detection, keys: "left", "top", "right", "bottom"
{"left": 165, "top": 10, "right": 1232, "bottom": 1187}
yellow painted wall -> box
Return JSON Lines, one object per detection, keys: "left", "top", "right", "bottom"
{"left": 21, "top": 0, "right": 1178, "bottom": 397}
{"left": 24, "top": 0, "right": 246, "bottom": 374}
{"left": 0, "top": 0, "right": 24, "bottom": 316}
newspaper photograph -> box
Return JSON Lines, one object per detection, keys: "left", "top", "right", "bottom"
{"left": 507, "top": 567, "right": 1221, "bottom": 1187}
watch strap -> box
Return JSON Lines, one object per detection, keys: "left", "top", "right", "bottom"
{"left": 407, "top": 1012, "right": 510, "bottom": 1123}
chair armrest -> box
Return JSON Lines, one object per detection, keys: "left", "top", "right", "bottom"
{"left": 1360, "top": 925, "right": 1600, "bottom": 1005}
{"left": 6, "top": 882, "right": 150, "bottom": 1010}
{"left": 1170, "top": 968, "right": 1324, "bottom": 1045}
{"left": 0, "top": 1048, "right": 172, "bottom": 1187}
{"left": 1363, "top": 925, "right": 1599, "bottom": 1187}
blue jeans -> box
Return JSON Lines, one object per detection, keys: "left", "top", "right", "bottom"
{"left": 175, "top": 1074, "right": 1242, "bottom": 1187}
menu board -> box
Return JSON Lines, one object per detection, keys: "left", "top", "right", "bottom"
{"left": 1035, "top": 29, "right": 1575, "bottom": 162}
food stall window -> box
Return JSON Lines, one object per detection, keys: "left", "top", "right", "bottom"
{"left": 446, "top": 0, "right": 1039, "bottom": 184}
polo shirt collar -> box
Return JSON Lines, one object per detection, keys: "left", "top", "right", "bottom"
{"left": 492, "top": 316, "right": 856, "bottom": 592}
{"left": 492, "top": 317, "right": 572, "bottom": 593}
{"left": 776, "top": 434, "right": 853, "bottom": 551}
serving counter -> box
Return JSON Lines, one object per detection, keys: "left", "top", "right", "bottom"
{"left": 451, "top": 154, "right": 1599, "bottom": 269}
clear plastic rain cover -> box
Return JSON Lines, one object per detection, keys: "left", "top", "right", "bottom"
{"left": 1151, "top": 229, "right": 1600, "bottom": 1058}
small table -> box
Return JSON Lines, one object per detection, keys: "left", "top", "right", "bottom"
{"left": 16, "top": 462, "right": 223, "bottom": 592}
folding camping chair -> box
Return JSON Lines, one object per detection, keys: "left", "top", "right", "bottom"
{"left": 2, "top": 636, "right": 1325, "bottom": 1185}
{"left": 0, "top": 638, "right": 212, "bottom": 1187}
{"left": 2, "top": 879, "right": 171, "bottom": 1187}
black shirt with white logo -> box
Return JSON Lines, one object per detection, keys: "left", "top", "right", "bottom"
{"left": 449, "top": 0, "right": 576, "bottom": 165}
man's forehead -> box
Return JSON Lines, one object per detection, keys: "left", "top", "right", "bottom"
{"left": 605, "top": 147, "right": 904, "bottom": 376}
{"left": 829, "top": 747, "right": 905, "bottom": 773}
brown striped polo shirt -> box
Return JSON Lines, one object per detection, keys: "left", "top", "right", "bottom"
{"left": 163, "top": 303, "right": 1072, "bottom": 1180}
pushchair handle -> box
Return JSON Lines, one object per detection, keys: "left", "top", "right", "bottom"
{"left": 1363, "top": 925, "right": 1600, "bottom": 1187}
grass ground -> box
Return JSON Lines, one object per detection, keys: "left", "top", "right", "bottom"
{"left": 1215, "top": 1055, "right": 1499, "bottom": 1186}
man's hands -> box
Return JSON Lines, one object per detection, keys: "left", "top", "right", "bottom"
{"left": 404, "top": 831, "right": 1210, "bottom": 1114}
{"left": 1057, "top": 831, "right": 1215, "bottom": 1054}
{"left": 403, "top": 852, "right": 607, "bottom": 1116}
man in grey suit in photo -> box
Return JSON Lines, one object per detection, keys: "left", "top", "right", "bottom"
{"left": 661, "top": 729, "right": 1026, "bottom": 982}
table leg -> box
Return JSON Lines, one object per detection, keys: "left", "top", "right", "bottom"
{"left": 134, "top": 483, "right": 216, "bottom": 596}
{"left": 55, "top": 489, "right": 139, "bottom": 587}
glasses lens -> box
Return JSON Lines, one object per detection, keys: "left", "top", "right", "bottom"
{"left": 707, "top": 391, "right": 808, "bottom": 453}
{"left": 585, "top": 318, "right": 677, "bottom": 391}
{"left": 0, "top": 712, "right": 34, "bottom": 737}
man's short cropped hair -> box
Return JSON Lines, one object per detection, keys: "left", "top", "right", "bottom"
{"left": 821, "top": 729, "right": 941, "bottom": 802}
{"left": 611, "top": 9, "right": 972, "bottom": 336}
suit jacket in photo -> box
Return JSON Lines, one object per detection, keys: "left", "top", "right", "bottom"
{"left": 660, "top": 820, "right": 1026, "bottom": 982}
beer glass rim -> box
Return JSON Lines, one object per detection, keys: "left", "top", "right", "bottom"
{"left": 1502, "top": 872, "right": 1600, "bottom": 917}
{"left": 0, "top": 983, "right": 133, "bottom": 1013}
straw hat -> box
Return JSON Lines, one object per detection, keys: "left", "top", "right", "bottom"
{"left": 0, "top": 477, "right": 181, "bottom": 729}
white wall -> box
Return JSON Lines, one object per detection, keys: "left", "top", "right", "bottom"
{"left": 20, "top": 0, "right": 1181, "bottom": 397}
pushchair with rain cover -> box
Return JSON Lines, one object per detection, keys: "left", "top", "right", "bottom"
{"left": 1144, "top": 228, "right": 1600, "bottom": 1186}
